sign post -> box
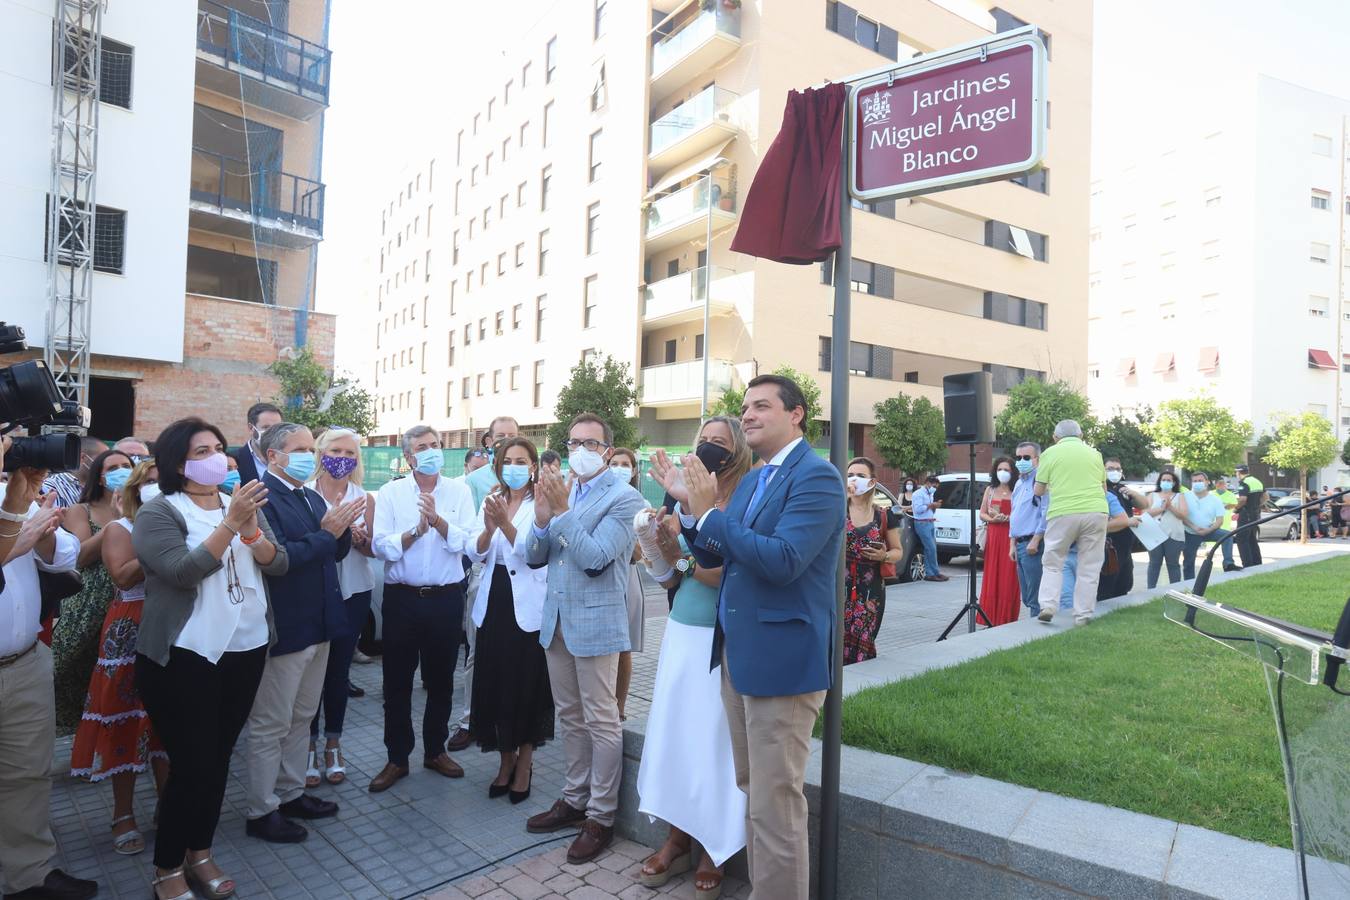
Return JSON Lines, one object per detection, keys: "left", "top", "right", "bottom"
{"left": 817, "top": 25, "right": 1047, "bottom": 900}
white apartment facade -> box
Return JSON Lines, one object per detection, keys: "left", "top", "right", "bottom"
{"left": 1088, "top": 76, "right": 1349, "bottom": 487}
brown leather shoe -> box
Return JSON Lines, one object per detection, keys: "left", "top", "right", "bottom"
{"left": 368, "top": 762, "right": 408, "bottom": 793}
{"left": 446, "top": 727, "right": 473, "bottom": 752}
{"left": 423, "top": 753, "right": 464, "bottom": 779}
{"left": 525, "top": 798, "right": 586, "bottom": 834}
{"left": 566, "top": 819, "right": 614, "bottom": 863}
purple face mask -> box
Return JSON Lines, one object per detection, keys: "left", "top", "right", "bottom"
{"left": 321, "top": 454, "right": 358, "bottom": 479}
{"left": 183, "top": 452, "right": 229, "bottom": 486}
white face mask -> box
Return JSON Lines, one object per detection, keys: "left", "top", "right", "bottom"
{"left": 610, "top": 466, "right": 633, "bottom": 484}
{"left": 848, "top": 475, "right": 873, "bottom": 494}
{"left": 996, "top": 470, "right": 1012, "bottom": 484}
{"left": 139, "top": 483, "right": 161, "bottom": 503}
{"left": 568, "top": 447, "right": 606, "bottom": 478}
{"left": 1106, "top": 470, "right": 1123, "bottom": 483}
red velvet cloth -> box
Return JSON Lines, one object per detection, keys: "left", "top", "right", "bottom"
{"left": 729, "top": 83, "right": 846, "bottom": 264}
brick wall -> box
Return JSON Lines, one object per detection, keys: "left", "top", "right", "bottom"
{"left": 118, "top": 295, "right": 335, "bottom": 446}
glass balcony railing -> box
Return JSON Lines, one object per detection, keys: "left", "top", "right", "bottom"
{"left": 644, "top": 174, "right": 737, "bottom": 237}
{"left": 197, "top": 0, "right": 331, "bottom": 104}
{"left": 650, "top": 86, "right": 737, "bottom": 158}
{"left": 190, "top": 147, "right": 325, "bottom": 234}
{"left": 652, "top": 5, "right": 742, "bottom": 79}
{"left": 643, "top": 266, "right": 735, "bottom": 319}
{"left": 641, "top": 359, "right": 734, "bottom": 405}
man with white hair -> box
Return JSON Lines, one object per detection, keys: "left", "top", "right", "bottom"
{"left": 1032, "top": 420, "right": 1108, "bottom": 625}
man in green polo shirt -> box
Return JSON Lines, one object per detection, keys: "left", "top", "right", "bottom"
{"left": 1033, "top": 419, "right": 1108, "bottom": 626}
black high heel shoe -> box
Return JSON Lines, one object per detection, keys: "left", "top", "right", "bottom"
{"left": 509, "top": 766, "right": 533, "bottom": 805}
{"left": 488, "top": 780, "right": 510, "bottom": 799}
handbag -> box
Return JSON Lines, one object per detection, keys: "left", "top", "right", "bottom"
{"left": 38, "top": 569, "right": 83, "bottom": 622}
{"left": 874, "top": 509, "right": 898, "bottom": 582}
{"left": 1102, "top": 540, "right": 1120, "bottom": 576}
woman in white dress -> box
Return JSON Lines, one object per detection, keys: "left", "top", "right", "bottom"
{"left": 636, "top": 416, "right": 752, "bottom": 900}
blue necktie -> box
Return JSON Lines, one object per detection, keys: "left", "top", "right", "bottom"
{"left": 743, "top": 464, "right": 778, "bottom": 524}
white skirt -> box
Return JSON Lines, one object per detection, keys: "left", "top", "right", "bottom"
{"left": 636, "top": 619, "right": 747, "bottom": 866}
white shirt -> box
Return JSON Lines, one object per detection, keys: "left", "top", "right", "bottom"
{"left": 0, "top": 491, "right": 80, "bottom": 656}
{"left": 309, "top": 480, "right": 374, "bottom": 599}
{"left": 372, "top": 474, "right": 476, "bottom": 587}
{"left": 167, "top": 492, "right": 270, "bottom": 662}
{"left": 686, "top": 436, "right": 804, "bottom": 530}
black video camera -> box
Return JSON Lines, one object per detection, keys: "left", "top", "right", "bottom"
{"left": 0, "top": 322, "right": 84, "bottom": 473}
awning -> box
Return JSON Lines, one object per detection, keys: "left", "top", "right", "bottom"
{"left": 1309, "top": 348, "right": 1336, "bottom": 369}
{"left": 645, "top": 138, "right": 734, "bottom": 198}
{"left": 1116, "top": 357, "right": 1136, "bottom": 377}
{"left": 1197, "top": 346, "right": 1219, "bottom": 372}
{"left": 1153, "top": 352, "right": 1175, "bottom": 374}
{"left": 1008, "top": 225, "right": 1035, "bottom": 259}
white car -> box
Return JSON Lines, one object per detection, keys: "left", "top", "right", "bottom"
{"left": 930, "top": 472, "right": 992, "bottom": 562}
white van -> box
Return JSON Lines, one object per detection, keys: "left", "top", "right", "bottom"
{"left": 930, "top": 472, "right": 991, "bottom": 562}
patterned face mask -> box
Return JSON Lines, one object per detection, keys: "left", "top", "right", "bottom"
{"left": 321, "top": 455, "right": 358, "bottom": 479}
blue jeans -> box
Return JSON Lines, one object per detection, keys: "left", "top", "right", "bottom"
{"left": 915, "top": 520, "right": 940, "bottom": 577}
{"left": 1013, "top": 540, "right": 1076, "bottom": 615}
{"left": 1147, "top": 538, "right": 1183, "bottom": 589}
{"left": 1182, "top": 530, "right": 1233, "bottom": 579}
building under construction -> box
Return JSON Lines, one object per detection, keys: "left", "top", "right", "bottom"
{"left": 0, "top": 0, "right": 335, "bottom": 446}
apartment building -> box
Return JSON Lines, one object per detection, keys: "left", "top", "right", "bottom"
{"left": 368, "top": 0, "right": 1091, "bottom": 473}
{"left": 0, "top": 0, "right": 334, "bottom": 445}
{"left": 1088, "top": 76, "right": 1349, "bottom": 487}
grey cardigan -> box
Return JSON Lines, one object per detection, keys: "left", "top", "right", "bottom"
{"left": 132, "top": 493, "right": 290, "bottom": 666}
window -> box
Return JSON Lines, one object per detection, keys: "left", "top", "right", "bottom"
{"left": 424, "top": 250, "right": 432, "bottom": 281}
{"left": 1159, "top": 301, "right": 1176, "bottom": 321}
{"left": 983, "top": 292, "right": 1048, "bottom": 330}
{"left": 454, "top": 179, "right": 462, "bottom": 214}
{"left": 583, "top": 275, "right": 598, "bottom": 328}
{"left": 494, "top": 311, "right": 504, "bottom": 334}
{"left": 535, "top": 294, "right": 547, "bottom": 341}
{"left": 1160, "top": 251, "right": 1176, "bottom": 271}
{"left": 497, "top": 252, "right": 506, "bottom": 275}
{"left": 465, "top": 269, "right": 473, "bottom": 292}
{"left": 447, "top": 332, "right": 455, "bottom": 366}
{"left": 850, "top": 260, "right": 875, "bottom": 294}
{"left": 1202, "top": 240, "right": 1220, "bottom": 261}
{"left": 594, "top": 0, "right": 607, "bottom": 38}
{"left": 425, "top": 204, "right": 433, "bottom": 236}
{"left": 499, "top": 194, "right": 508, "bottom": 219}
{"left": 1203, "top": 187, "right": 1221, "bottom": 207}
{"left": 1309, "top": 295, "right": 1330, "bottom": 318}
{"left": 590, "top": 64, "right": 607, "bottom": 112}
{"left": 854, "top": 15, "right": 880, "bottom": 50}
{"left": 1311, "top": 189, "right": 1331, "bottom": 211}
{"left": 987, "top": 222, "right": 1049, "bottom": 261}
{"left": 456, "top": 130, "right": 463, "bottom": 165}
{"left": 46, "top": 197, "right": 126, "bottom": 274}
{"left": 545, "top": 36, "right": 557, "bottom": 82}
{"left": 487, "top": 98, "right": 495, "bottom": 121}
{"left": 540, "top": 165, "right": 552, "bottom": 210}
{"left": 485, "top": 151, "right": 493, "bottom": 176}
{"left": 510, "top": 365, "right": 521, "bottom": 391}
{"left": 824, "top": 2, "right": 898, "bottom": 60}
{"left": 493, "top": 370, "right": 501, "bottom": 393}
{"left": 1200, "top": 293, "right": 1220, "bottom": 314}
{"left": 503, "top": 79, "right": 512, "bottom": 105}
{"left": 664, "top": 340, "right": 677, "bottom": 364}
{"left": 543, "top": 101, "right": 554, "bottom": 148}
{"left": 60, "top": 32, "right": 134, "bottom": 109}
{"left": 517, "top": 181, "right": 527, "bottom": 207}
{"left": 512, "top": 303, "right": 522, "bottom": 329}
{"left": 588, "top": 129, "right": 602, "bottom": 182}
{"left": 1010, "top": 168, "right": 1049, "bottom": 194}
{"left": 471, "top": 165, "right": 479, "bottom": 187}
{"left": 514, "top": 242, "right": 525, "bottom": 268}
{"left": 585, "top": 203, "right": 600, "bottom": 255}
{"left": 538, "top": 229, "right": 550, "bottom": 275}
{"left": 1311, "top": 242, "right": 1330, "bottom": 263}
{"left": 1312, "top": 134, "right": 1332, "bottom": 156}
{"left": 482, "top": 206, "right": 490, "bottom": 230}
{"left": 476, "top": 374, "right": 484, "bottom": 396}
{"left": 480, "top": 261, "right": 488, "bottom": 284}
{"left": 1122, "top": 214, "right": 1137, "bottom": 232}
{"left": 522, "top": 61, "right": 531, "bottom": 87}
{"left": 533, "top": 360, "right": 545, "bottom": 406}
{"left": 1160, "top": 201, "right": 1177, "bottom": 222}
{"left": 478, "top": 318, "right": 487, "bottom": 340}
{"left": 694, "top": 333, "right": 705, "bottom": 360}
{"left": 420, "top": 341, "right": 428, "bottom": 373}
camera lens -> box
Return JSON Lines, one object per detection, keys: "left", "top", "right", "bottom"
{"left": 3, "top": 434, "right": 80, "bottom": 473}
{"left": 0, "top": 360, "right": 64, "bottom": 427}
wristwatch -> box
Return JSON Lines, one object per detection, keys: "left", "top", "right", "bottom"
{"left": 675, "top": 556, "right": 695, "bottom": 574}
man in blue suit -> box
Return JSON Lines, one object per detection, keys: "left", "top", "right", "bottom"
{"left": 523, "top": 413, "right": 644, "bottom": 863}
{"left": 243, "top": 423, "right": 364, "bottom": 844}
{"left": 656, "top": 374, "right": 844, "bottom": 900}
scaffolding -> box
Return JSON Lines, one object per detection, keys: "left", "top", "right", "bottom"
{"left": 45, "top": 0, "right": 104, "bottom": 412}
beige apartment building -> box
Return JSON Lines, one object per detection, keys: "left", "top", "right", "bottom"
{"left": 368, "top": 0, "right": 1091, "bottom": 474}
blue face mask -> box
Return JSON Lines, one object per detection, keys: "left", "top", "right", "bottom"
{"left": 1015, "top": 459, "right": 1034, "bottom": 474}
{"left": 1160, "top": 480, "right": 1174, "bottom": 492}
{"left": 502, "top": 464, "right": 531, "bottom": 490}
{"left": 281, "top": 452, "right": 317, "bottom": 483}
{"left": 221, "top": 470, "right": 241, "bottom": 493}
{"left": 414, "top": 447, "right": 444, "bottom": 475}
{"left": 104, "top": 467, "right": 132, "bottom": 492}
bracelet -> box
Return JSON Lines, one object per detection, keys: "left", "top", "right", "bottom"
{"left": 0, "top": 507, "right": 29, "bottom": 523}
{"left": 241, "top": 529, "right": 263, "bottom": 545}
{"left": 0, "top": 524, "right": 21, "bottom": 538}
{"left": 221, "top": 521, "right": 239, "bottom": 536}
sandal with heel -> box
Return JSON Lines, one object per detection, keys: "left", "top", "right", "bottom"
{"left": 112, "top": 814, "right": 144, "bottom": 856}
{"left": 150, "top": 868, "right": 195, "bottom": 900}
{"left": 639, "top": 848, "right": 692, "bottom": 888}
{"left": 185, "top": 855, "right": 235, "bottom": 900}
{"left": 695, "top": 862, "right": 724, "bottom": 900}
{"left": 305, "top": 748, "right": 322, "bottom": 788}
{"left": 324, "top": 746, "right": 347, "bottom": 785}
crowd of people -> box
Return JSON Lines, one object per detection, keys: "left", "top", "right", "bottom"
{"left": 0, "top": 387, "right": 1338, "bottom": 900}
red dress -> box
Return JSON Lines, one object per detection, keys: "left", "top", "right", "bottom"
{"left": 979, "top": 497, "right": 1021, "bottom": 627}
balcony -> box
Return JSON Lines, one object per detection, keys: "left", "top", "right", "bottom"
{"left": 644, "top": 173, "right": 738, "bottom": 254}
{"left": 642, "top": 266, "right": 742, "bottom": 330}
{"left": 196, "top": 0, "right": 331, "bottom": 120}
{"left": 188, "top": 148, "right": 325, "bottom": 248}
{"left": 640, "top": 358, "right": 734, "bottom": 408}
{"left": 649, "top": 86, "right": 738, "bottom": 174}
{"left": 651, "top": 5, "right": 742, "bottom": 101}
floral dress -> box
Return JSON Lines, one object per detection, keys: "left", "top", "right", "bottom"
{"left": 51, "top": 510, "right": 116, "bottom": 732}
{"left": 69, "top": 518, "right": 165, "bottom": 780}
{"left": 843, "top": 508, "right": 893, "bottom": 664}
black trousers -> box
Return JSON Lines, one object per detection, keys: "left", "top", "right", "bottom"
{"left": 135, "top": 645, "right": 267, "bottom": 869}
{"left": 1235, "top": 520, "right": 1262, "bottom": 568}
{"left": 382, "top": 583, "right": 464, "bottom": 766}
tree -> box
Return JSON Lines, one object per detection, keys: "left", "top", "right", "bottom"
{"left": 545, "top": 354, "right": 640, "bottom": 454}
{"left": 1262, "top": 412, "right": 1339, "bottom": 544}
{"left": 708, "top": 365, "right": 824, "bottom": 443}
{"left": 993, "top": 379, "right": 1094, "bottom": 451}
{"left": 267, "top": 346, "right": 376, "bottom": 435}
{"left": 1088, "top": 407, "right": 1162, "bottom": 479}
{"left": 1149, "top": 394, "right": 1251, "bottom": 474}
{"left": 871, "top": 393, "right": 947, "bottom": 477}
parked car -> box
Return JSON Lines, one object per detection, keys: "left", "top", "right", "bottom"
{"left": 1257, "top": 495, "right": 1306, "bottom": 542}
{"left": 929, "top": 473, "right": 992, "bottom": 563}
{"left": 870, "top": 483, "right": 924, "bottom": 584}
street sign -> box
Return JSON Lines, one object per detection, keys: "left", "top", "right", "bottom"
{"left": 849, "top": 30, "right": 1047, "bottom": 200}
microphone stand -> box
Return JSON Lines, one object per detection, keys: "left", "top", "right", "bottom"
{"left": 1191, "top": 488, "right": 1349, "bottom": 598}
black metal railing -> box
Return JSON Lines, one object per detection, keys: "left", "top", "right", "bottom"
{"left": 190, "top": 147, "right": 325, "bottom": 234}
{"left": 196, "top": 0, "right": 331, "bottom": 103}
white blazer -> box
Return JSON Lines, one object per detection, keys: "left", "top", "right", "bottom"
{"left": 466, "top": 495, "right": 548, "bottom": 633}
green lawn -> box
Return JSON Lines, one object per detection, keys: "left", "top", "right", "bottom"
{"left": 841, "top": 556, "right": 1350, "bottom": 848}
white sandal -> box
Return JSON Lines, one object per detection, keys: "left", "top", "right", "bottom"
{"left": 324, "top": 746, "right": 347, "bottom": 784}
{"left": 151, "top": 867, "right": 196, "bottom": 900}
{"left": 110, "top": 813, "right": 144, "bottom": 856}
{"left": 305, "top": 748, "right": 322, "bottom": 788}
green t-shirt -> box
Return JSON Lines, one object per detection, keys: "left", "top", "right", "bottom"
{"left": 1034, "top": 437, "right": 1108, "bottom": 519}
{"left": 1213, "top": 489, "right": 1238, "bottom": 530}
{"left": 465, "top": 464, "right": 499, "bottom": 512}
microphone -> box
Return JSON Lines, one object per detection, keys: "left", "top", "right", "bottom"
{"left": 1191, "top": 488, "right": 1348, "bottom": 597}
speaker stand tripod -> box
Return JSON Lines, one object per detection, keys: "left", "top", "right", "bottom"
{"left": 938, "top": 442, "right": 992, "bottom": 640}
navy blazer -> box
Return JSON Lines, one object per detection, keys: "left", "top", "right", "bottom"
{"left": 258, "top": 471, "right": 350, "bottom": 656}
{"left": 231, "top": 445, "right": 263, "bottom": 486}
{"left": 691, "top": 440, "right": 845, "bottom": 697}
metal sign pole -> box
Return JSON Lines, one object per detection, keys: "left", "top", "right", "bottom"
{"left": 818, "top": 91, "right": 852, "bottom": 900}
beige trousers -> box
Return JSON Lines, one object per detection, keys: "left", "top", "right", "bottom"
{"left": 1038, "top": 512, "right": 1108, "bottom": 623}
{"left": 244, "top": 641, "right": 330, "bottom": 818}
{"left": 721, "top": 653, "right": 825, "bottom": 900}
{"left": 544, "top": 639, "right": 622, "bottom": 826}
{"left": 0, "top": 643, "right": 56, "bottom": 894}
